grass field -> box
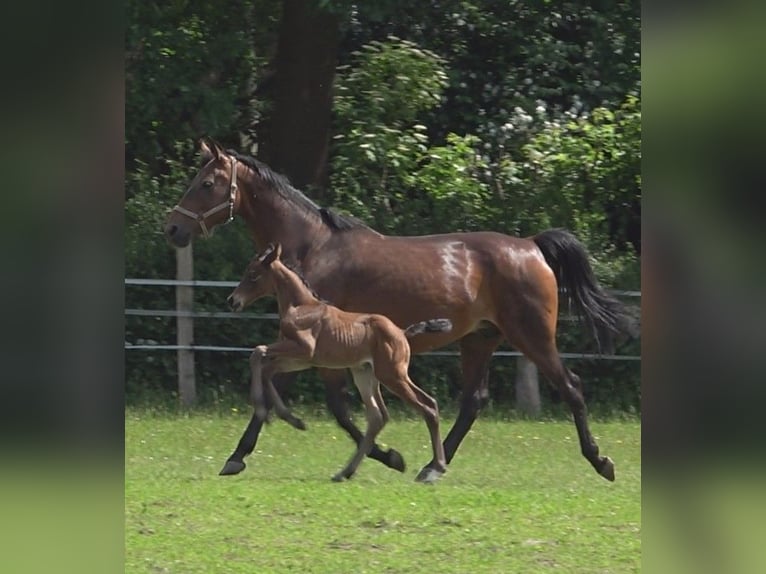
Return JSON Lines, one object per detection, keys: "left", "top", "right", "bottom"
{"left": 126, "top": 409, "right": 640, "bottom": 573}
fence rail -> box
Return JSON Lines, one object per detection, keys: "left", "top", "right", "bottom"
{"left": 125, "top": 278, "right": 641, "bottom": 297}
{"left": 126, "top": 270, "right": 640, "bottom": 409}
{"left": 125, "top": 277, "right": 641, "bottom": 361}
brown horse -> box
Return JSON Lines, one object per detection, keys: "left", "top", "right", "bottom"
{"left": 229, "top": 242, "right": 451, "bottom": 482}
{"left": 164, "top": 138, "right": 637, "bottom": 481}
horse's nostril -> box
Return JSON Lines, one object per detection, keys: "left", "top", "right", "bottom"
{"left": 227, "top": 294, "right": 236, "bottom": 309}
{"left": 166, "top": 224, "right": 178, "bottom": 237}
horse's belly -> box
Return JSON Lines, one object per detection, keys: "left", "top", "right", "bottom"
{"left": 311, "top": 348, "right": 371, "bottom": 370}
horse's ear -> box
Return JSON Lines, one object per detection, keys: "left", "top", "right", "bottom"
{"left": 200, "top": 137, "right": 225, "bottom": 163}
{"left": 199, "top": 138, "right": 216, "bottom": 164}
{"left": 207, "top": 137, "right": 226, "bottom": 158}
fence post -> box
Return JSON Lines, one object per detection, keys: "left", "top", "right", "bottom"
{"left": 176, "top": 244, "right": 196, "bottom": 406}
{"left": 515, "top": 356, "right": 540, "bottom": 417}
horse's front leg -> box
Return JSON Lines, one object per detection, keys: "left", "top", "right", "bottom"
{"left": 221, "top": 372, "right": 304, "bottom": 476}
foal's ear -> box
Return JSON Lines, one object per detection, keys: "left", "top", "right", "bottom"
{"left": 261, "top": 243, "right": 281, "bottom": 266}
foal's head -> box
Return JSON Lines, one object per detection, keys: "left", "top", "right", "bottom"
{"left": 164, "top": 137, "right": 240, "bottom": 248}
{"left": 227, "top": 243, "right": 283, "bottom": 312}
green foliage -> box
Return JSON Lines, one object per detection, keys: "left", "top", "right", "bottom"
{"left": 126, "top": 0, "right": 278, "bottom": 175}
{"left": 330, "top": 37, "right": 449, "bottom": 232}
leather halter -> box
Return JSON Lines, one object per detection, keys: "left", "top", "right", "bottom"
{"left": 172, "top": 157, "right": 238, "bottom": 238}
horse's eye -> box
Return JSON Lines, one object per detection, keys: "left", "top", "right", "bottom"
{"left": 202, "top": 180, "right": 213, "bottom": 188}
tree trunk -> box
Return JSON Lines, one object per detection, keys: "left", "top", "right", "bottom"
{"left": 259, "top": 0, "right": 341, "bottom": 193}
{"left": 515, "top": 356, "right": 541, "bottom": 417}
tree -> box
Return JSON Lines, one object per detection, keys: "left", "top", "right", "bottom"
{"left": 257, "top": 0, "right": 342, "bottom": 192}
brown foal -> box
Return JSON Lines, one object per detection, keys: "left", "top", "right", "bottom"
{"left": 229, "top": 243, "right": 452, "bottom": 483}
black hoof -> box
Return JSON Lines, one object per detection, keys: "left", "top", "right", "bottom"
{"left": 598, "top": 457, "right": 616, "bottom": 482}
{"left": 290, "top": 417, "right": 307, "bottom": 431}
{"left": 386, "top": 448, "right": 406, "bottom": 473}
{"left": 219, "top": 459, "right": 246, "bottom": 476}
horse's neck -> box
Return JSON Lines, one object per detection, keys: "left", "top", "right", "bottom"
{"left": 272, "top": 263, "right": 319, "bottom": 312}
{"left": 238, "top": 176, "right": 330, "bottom": 263}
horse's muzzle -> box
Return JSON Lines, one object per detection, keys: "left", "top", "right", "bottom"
{"left": 227, "top": 293, "right": 243, "bottom": 312}
{"left": 164, "top": 222, "right": 191, "bottom": 248}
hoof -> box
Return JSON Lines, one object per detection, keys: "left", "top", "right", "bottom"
{"left": 598, "top": 457, "right": 616, "bottom": 482}
{"left": 386, "top": 448, "right": 406, "bottom": 473}
{"left": 277, "top": 409, "right": 307, "bottom": 431}
{"left": 415, "top": 466, "right": 445, "bottom": 484}
{"left": 290, "top": 417, "right": 307, "bottom": 431}
{"left": 331, "top": 472, "right": 348, "bottom": 483}
{"left": 219, "top": 459, "right": 246, "bottom": 476}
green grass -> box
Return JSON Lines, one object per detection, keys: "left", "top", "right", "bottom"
{"left": 126, "top": 410, "right": 640, "bottom": 573}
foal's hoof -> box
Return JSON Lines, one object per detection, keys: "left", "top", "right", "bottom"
{"left": 219, "top": 459, "right": 246, "bottom": 476}
{"left": 415, "top": 466, "right": 445, "bottom": 484}
{"left": 598, "top": 457, "right": 616, "bottom": 482}
{"left": 386, "top": 448, "right": 406, "bottom": 473}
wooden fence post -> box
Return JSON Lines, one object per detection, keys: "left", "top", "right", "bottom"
{"left": 176, "top": 244, "right": 196, "bottom": 406}
{"left": 515, "top": 356, "right": 540, "bottom": 417}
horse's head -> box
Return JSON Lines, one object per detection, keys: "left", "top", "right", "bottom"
{"left": 164, "top": 137, "right": 240, "bottom": 247}
{"left": 227, "top": 243, "right": 283, "bottom": 311}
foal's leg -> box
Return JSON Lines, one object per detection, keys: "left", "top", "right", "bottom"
{"left": 261, "top": 362, "right": 308, "bottom": 431}
{"left": 251, "top": 341, "right": 310, "bottom": 430}
{"left": 375, "top": 363, "right": 446, "bottom": 483}
{"left": 318, "top": 368, "right": 406, "bottom": 473}
{"left": 332, "top": 365, "right": 385, "bottom": 482}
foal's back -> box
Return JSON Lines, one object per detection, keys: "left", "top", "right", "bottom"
{"left": 298, "top": 304, "right": 411, "bottom": 370}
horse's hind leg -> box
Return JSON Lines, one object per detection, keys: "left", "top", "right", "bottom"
{"left": 332, "top": 365, "right": 385, "bottom": 482}
{"left": 319, "top": 368, "right": 406, "bottom": 473}
{"left": 501, "top": 307, "right": 615, "bottom": 481}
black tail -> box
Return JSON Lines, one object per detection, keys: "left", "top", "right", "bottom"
{"left": 404, "top": 318, "right": 453, "bottom": 339}
{"left": 532, "top": 228, "right": 639, "bottom": 352}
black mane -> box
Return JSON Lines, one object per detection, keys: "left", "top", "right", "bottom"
{"left": 227, "top": 150, "right": 371, "bottom": 233}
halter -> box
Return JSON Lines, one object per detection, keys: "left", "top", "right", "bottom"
{"left": 172, "top": 157, "right": 238, "bottom": 238}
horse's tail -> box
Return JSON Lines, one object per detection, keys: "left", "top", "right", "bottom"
{"left": 532, "top": 228, "right": 639, "bottom": 352}
{"left": 404, "top": 318, "right": 453, "bottom": 339}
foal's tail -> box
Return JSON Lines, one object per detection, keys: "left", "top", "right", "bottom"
{"left": 404, "top": 318, "right": 453, "bottom": 339}
{"left": 532, "top": 228, "right": 639, "bottom": 352}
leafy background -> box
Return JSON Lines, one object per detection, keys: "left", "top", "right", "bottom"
{"left": 125, "top": 0, "right": 640, "bottom": 413}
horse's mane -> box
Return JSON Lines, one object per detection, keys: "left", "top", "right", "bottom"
{"left": 227, "top": 150, "right": 371, "bottom": 233}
